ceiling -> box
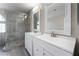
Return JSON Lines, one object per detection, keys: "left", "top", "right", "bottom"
{"left": 0, "top": 3, "right": 38, "bottom": 13}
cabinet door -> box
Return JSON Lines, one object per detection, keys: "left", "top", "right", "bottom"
{"left": 27, "top": 37, "right": 32, "bottom": 55}
{"left": 25, "top": 35, "right": 32, "bottom": 55}
{"left": 25, "top": 35, "right": 28, "bottom": 49}
{"left": 33, "top": 41, "right": 43, "bottom": 56}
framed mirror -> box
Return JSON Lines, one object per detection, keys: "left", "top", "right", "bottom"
{"left": 33, "top": 10, "right": 40, "bottom": 32}
{"left": 45, "top": 3, "right": 71, "bottom": 36}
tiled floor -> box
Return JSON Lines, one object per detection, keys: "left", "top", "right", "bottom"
{"left": 0, "top": 46, "right": 29, "bottom": 56}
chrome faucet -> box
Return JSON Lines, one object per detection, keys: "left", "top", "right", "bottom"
{"left": 51, "top": 32, "right": 56, "bottom": 37}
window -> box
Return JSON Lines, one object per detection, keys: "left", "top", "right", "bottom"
{"left": 0, "top": 14, "right": 6, "bottom": 33}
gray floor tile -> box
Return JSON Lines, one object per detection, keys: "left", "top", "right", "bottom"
{"left": 0, "top": 46, "right": 29, "bottom": 56}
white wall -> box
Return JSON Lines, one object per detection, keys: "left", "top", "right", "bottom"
{"left": 40, "top": 4, "right": 46, "bottom": 33}
{"left": 71, "top": 4, "right": 78, "bottom": 55}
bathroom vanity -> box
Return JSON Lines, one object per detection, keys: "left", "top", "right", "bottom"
{"left": 25, "top": 3, "right": 76, "bottom": 56}
{"left": 25, "top": 32, "right": 76, "bottom": 56}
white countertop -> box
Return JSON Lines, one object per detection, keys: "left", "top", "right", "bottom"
{"left": 25, "top": 32, "right": 76, "bottom": 54}
{"left": 25, "top": 32, "right": 42, "bottom": 36}
{"left": 35, "top": 34, "right": 76, "bottom": 53}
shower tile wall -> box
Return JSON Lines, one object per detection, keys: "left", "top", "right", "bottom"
{"left": 0, "top": 9, "right": 26, "bottom": 49}
{"left": 6, "top": 12, "right": 26, "bottom": 49}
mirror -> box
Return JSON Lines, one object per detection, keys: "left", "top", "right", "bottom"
{"left": 33, "top": 11, "right": 40, "bottom": 32}
{"left": 45, "top": 3, "right": 71, "bottom": 36}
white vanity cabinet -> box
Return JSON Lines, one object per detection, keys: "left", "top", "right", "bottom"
{"left": 25, "top": 33, "right": 76, "bottom": 56}
{"left": 33, "top": 40, "right": 53, "bottom": 56}
{"left": 33, "top": 39, "right": 53, "bottom": 56}
{"left": 32, "top": 36, "right": 73, "bottom": 56}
